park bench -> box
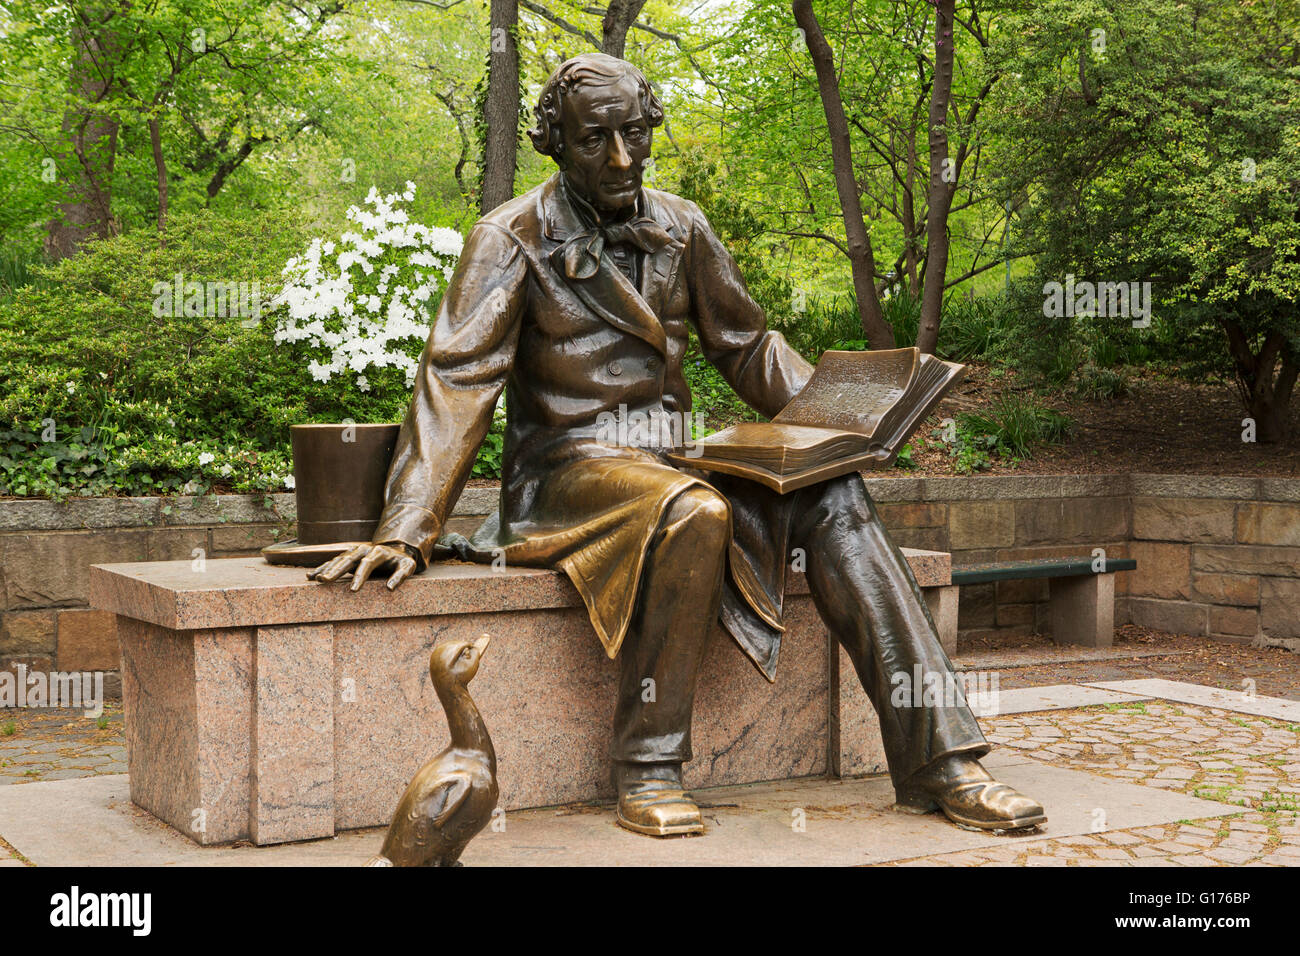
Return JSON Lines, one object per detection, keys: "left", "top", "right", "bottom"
{"left": 950, "top": 556, "right": 1137, "bottom": 648}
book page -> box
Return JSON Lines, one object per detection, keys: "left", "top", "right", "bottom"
{"left": 773, "top": 348, "right": 919, "bottom": 439}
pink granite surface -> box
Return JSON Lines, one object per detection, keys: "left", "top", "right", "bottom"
{"left": 90, "top": 550, "right": 950, "bottom": 632}
{"left": 118, "top": 618, "right": 200, "bottom": 836}
{"left": 251, "top": 624, "right": 334, "bottom": 844}
{"left": 104, "top": 550, "right": 950, "bottom": 845}
{"left": 192, "top": 628, "right": 253, "bottom": 844}
{"left": 333, "top": 599, "right": 830, "bottom": 828}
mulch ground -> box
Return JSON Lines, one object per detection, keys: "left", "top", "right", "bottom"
{"left": 902, "top": 363, "right": 1300, "bottom": 478}
{"left": 966, "top": 624, "right": 1300, "bottom": 701}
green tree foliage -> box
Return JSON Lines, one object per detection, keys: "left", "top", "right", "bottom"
{"left": 989, "top": 0, "right": 1300, "bottom": 440}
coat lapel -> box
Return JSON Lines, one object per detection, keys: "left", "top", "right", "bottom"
{"left": 543, "top": 175, "right": 681, "bottom": 356}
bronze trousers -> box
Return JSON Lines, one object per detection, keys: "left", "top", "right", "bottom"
{"left": 612, "top": 473, "right": 988, "bottom": 786}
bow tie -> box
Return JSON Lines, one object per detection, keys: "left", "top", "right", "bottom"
{"left": 555, "top": 217, "right": 674, "bottom": 280}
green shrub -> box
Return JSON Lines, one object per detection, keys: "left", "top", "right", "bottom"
{"left": 943, "top": 394, "right": 1073, "bottom": 471}
{"left": 0, "top": 209, "right": 498, "bottom": 499}
{"left": 1076, "top": 365, "right": 1132, "bottom": 400}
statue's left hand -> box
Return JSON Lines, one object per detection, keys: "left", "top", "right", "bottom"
{"left": 307, "top": 543, "right": 418, "bottom": 592}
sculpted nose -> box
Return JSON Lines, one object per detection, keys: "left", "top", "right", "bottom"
{"left": 608, "top": 132, "right": 632, "bottom": 170}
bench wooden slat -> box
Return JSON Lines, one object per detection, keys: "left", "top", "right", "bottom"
{"left": 951, "top": 557, "right": 1137, "bottom": 586}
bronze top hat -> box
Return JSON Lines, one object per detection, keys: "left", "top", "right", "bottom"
{"left": 261, "top": 423, "right": 401, "bottom": 567}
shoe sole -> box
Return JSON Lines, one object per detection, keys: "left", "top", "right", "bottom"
{"left": 939, "top": 807, "right": 1047, "bottom": 833}
{"left": 616, "top": 813, "right": 705, "bottom": 838}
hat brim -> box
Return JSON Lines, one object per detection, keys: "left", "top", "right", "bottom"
{"left": 261, "top": 539, "right": 373, "bottom": 568}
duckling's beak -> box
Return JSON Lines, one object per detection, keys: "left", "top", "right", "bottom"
{"left": 473, "top": 634, "right": 491, "bottom": 656}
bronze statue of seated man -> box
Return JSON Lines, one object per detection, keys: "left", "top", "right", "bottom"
{"left": 310, "top": 52, "right": 1045, "bottom": 838}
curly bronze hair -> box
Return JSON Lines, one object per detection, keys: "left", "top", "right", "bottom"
{"left": 528, "top": 53, "right": 664, "bottom": 164}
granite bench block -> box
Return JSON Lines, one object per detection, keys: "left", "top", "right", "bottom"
{"left": 95, "top": 554, "right": 943, "bottom": 845}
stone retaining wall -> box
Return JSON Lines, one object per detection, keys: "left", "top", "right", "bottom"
{"left": 2, "top": 474, "right": 1296, "bottom": 699}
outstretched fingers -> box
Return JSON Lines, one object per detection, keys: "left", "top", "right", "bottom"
{"left": 386, "top": 553, "right": 418, "bottom": 591}
{"left": 307, "top": 544, "right": 370, "bottom": 583}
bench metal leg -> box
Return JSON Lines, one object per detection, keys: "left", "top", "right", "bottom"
{"left": 1049, "top": 573, "right": 1115, "bottom": 648}
{"left": 923, "top": 585, "right": 959, "bottom": 657}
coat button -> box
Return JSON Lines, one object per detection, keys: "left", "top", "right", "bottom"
{"left": 608, "top": 361, "right": 622, "bottom": 376}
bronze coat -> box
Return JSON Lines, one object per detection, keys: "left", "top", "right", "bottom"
{"left": 374, "top": 173, "right": 815, "bottom": 679}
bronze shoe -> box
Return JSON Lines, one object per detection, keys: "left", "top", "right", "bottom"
{"left": 613, "top": 763, "right": 705, "bottom": 837}
{"left": 895, "top": 755, "right": 1046, "bottom": 833}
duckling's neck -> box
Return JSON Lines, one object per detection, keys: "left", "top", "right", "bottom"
{"left": 436, "top": 678, "right": 496, "bottom": 770}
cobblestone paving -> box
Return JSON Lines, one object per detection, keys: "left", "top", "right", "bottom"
{"left": 2, "top": 696, "right": 1299, "bottom": 866}
{"left": 0, "top": 703, "right": 126, "bottom": 787}
{"left": 890, "top": 701, "right": 1300, "bottom": 866}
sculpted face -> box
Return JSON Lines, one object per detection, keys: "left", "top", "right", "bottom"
{"left": 559, "top": 74, "right": 652, "bottom": 215}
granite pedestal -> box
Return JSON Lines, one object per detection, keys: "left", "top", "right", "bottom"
{"left": 90, "top": 551, "right": 954, "bottom": 846}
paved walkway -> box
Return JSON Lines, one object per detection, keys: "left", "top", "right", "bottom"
{"left": 893, "top": 700, "right": 1300, "bottom": 866}
{"left": 1, "top": 674, "right": 1298, "bottom": 866}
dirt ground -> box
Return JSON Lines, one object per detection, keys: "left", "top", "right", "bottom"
{"left": 966, "top": 624, "right": 1300, "bottom": 701}
{"left": 903, "top": 363, "right": 1300, "bottom": 478}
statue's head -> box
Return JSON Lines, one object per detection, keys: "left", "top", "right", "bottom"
{"left": 529, "top": 53, "right": 664, "bottom": 215}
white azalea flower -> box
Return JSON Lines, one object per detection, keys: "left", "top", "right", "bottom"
{"left": 273, "top": 182, "right": 455, "bottom": 387}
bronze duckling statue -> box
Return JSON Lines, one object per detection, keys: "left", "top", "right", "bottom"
{"left": 365, "top": 634, "right": 498, "bottom": 867}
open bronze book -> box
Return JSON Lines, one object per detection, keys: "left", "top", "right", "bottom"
{"left": 667, "top": 347, "right": 966, "bottom": 494}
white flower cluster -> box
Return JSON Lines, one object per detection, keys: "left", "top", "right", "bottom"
{"left": 272, "top": 182, "right": 463, "bottom": 390}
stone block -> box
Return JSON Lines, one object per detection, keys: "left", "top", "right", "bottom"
{"left": 877, "top": 502, "right": 947, "bottom": 529}
{"left": 997, "top": 577, "right": 1048, "bottom": 604}
{"left": 118, "top": 618, "right": 254, "bottom": 846}
{"left": 1260, "top": 578, "right": 1300, "bottom": 640}
{"left": 0, "top": 655, "right": 54, "bottom": 694}
{"left": 159, "top": 495, "right": 283, "bottom": 527}
{"left": 1237, "top": 503, "right": 1300, "bottom": 547}
{"left": 958, "top": 582, "right": 996, "bottom": 628}
{"left": 1060, "top": 497, "right": 1130, "bottom": 543}
{"left": 55, "top": 609, "right": 119, "bottom": 671}
{"left": 835, "top": 645, "right": 887, "bottom": 778}
{"left": 2, "top": 530, "right": 153, "bottom": 609}
{"left": 1193, "top": 545, "right": 1299, "bottom": 577}
{"left": 1133, "top": 498, "right": 1234, "bottom": 543}
{"left": 1049, "top": 573, "right": 1115, "bottom": 647}
{"left": 885, "top": 527, "right": 949, "bottom": 553}
{"left": 1127, "top": 598, "right": 1208, "bottom": 636}
{"left": 1191, "top": 573, "right": 1258, "bottom": 607}
{"left": 949, "top": 501, "right": 1015, "bottom": 550}
{"left": 923, "top": 585, "right": 958, "bottom": 656}
{"left": 1129, "top": 474, "right": 1259, "bottom": 499}
{"left": 1209, "top": 606, "right": 1258, "bottom": 638}
{"left": 1258, "top": 478, "right": 1300, "bottom": 503}
{"left": 101, "top": 553, "right": 960, "bottom": 845}
{"left": 0, "top": 497, "right": 161, "bottom": 533}
{"left": 1013, "top": 499, "right": 1063, "bottom": 546}
{"left": 147, "top": 529, "right": 212, "bottom": 562}
{"left": 996, "top": 603, "right": 1036, "bottom": 628}
{"left": 0, "top": 610, "right": 56, "bottom": 656}
{"left": 251, "top": 624, "right": 335, "bottom": 845}
{"left": 1128, "top": 541, "right": 1191, "bottom": 599}
{"left": 210, "top": 524, "right": 284, "bottom": 554}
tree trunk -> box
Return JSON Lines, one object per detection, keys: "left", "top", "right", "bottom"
{"left": 601, "top": 0, "right": 647, "bottom": 58}
{"left": 149, "top": 114, "right": 168, "bottom": 236}
{"left": 902, "top": 133, "right": 920, "bottom": 295}
{"left": 1224, "top": 322, "right": 1298, "bottom": 443}
{"left": 45, "top": 7, "right": 120, "bottom": 260}
{"left": 480, "top": 0, "right": 520, "bottom": 215}
{"left": 916, "top": 0, "right": 957, "bottom": 355}
{"left": 792, "top": 0, "right": 895, "bottom": 350}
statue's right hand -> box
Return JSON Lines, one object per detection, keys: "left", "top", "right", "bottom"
{"left": 307, "top": 543, "right": 418, "bottom": 592}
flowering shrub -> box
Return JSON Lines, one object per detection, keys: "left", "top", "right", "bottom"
{"left": 273, "top": 183, "right": 463, "bottom": 391}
